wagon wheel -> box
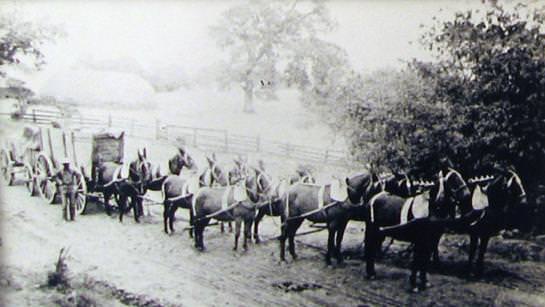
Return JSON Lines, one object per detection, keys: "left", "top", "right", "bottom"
{"left": 1, "top": 150, "right": 14, "bottom": 185}
{"left": 23, "top": 165, "right": 36, "bottom": 196}
{"left": 36, "top": 155, "right": 57, "bottom": 204}
{"left": 74, "top": 173, "right": 88, "bottom": 215}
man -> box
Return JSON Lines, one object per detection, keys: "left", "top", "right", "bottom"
{"left": 55, "top": 158, "right": 79, "bottom": 221}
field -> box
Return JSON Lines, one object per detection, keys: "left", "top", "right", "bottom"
{"left": 2, "top": 118, "right": 545, "bottom": 306}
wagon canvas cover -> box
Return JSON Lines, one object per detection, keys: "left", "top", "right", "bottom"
{"left": 91, "top": 131, "right": 125, "bottom": 164}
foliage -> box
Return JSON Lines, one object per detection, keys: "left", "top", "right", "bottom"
{"left": 210, "top": 0, "right": 342, "bottom": 113}
{"left": 345, "top": 68, "right": 456, "bottom": 177}
{"left": 0, "top": 11, "right": 60, "bottom": 77}
{"left": 417, "top": 4, "right": 545, "bottom": 182}
{"left": 346, "top": 3, "right": 545, "bottom": 189}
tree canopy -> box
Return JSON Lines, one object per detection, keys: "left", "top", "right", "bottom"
{"left": 345, "top": 3, "right": 545, "bottom": 189}
{"left": 0, "top": 11, "right": 60, "bottom": 78}
{"left": 210, "top": 0, "right": 347, "bottom": 113}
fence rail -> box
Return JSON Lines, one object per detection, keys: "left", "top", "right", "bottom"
{"left": 1, "top": 107, "right": 350, "bottom": 167}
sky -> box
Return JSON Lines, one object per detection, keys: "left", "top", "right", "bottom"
{"left": 3, "top": 0, "right": 493, "bottom": 81}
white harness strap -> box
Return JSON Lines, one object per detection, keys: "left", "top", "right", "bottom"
{"left": 507, "top": 171, "right": 526, "bottom": 196}
{"left": 400, "top": 197, "right": 414, "bottom": 225}
{"left": 318, "top": 185, "right": 325, "bottom": 209}
{"left": 161, "top": 176, "right": 170, "bottom": 200}
{"left": 222, "top": 186, "right": 233, "bottom": 211}
{"left": 181, "top": 181, "right": 189, "bottom": 197}
{"left": 445, "top": 169, "right": 461, "bottom": 181}
{"left": 368, "top": 191, "right": 387, "bottom": 223}
{"left": 191, "top": 188, "right": 203, "bottom": 215}
{"left": 103, "top": 165, "right": 122, "bottom": 188}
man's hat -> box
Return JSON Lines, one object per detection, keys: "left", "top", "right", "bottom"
{"left": 62, "top": 157, "right": 70, "bottom": 165}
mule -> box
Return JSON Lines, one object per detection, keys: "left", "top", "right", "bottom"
{"left": 363, "top": 181, "right": 449, "bottom": 292}
{"left": 169, "top": 147, "right": 197, "bottom": 175}
{"left": 252, "top": 168, "right": 290, "bottom": 243}
{"left": 452, "top": 169, "right": 528, "bottom": 276}
{"left": 427, "top": 167, "right": 472, "bottom": 263}
{"left": 115, "top": 180, "right": 144, "bottom": 223}
{"left": 162, "top": 149, "right": 199, "bottom": 235}
{"left": 117, "top": 148, "right": 158, "bottom": 223}
{"left": 288, "top": 166, "right": 316, "bottom": 184}
{"left": 198, "top": 155, "right": 232, "bottom": 233}
{"left": 90, "top": 161, "right": 124, "bottom": 216}
{"left": 279, "top": 172, "right": 373, "bottom": 265}
{"left": 381, "top": 172, "right": 417, "bottom": 197}
{"left": 192, "top": 171, "right": 261, "bottom": 251}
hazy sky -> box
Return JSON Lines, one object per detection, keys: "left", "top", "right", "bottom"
{"left": 5, "top": 0, "right": 492, "bottom": 80}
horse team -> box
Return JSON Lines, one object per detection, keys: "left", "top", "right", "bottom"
{"left": 44, "top": 143, "right": 533, "bottom": 293}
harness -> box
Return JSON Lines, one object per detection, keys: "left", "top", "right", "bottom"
{"left": 285, "top": 179, "right": 367, "bottom": 222}
{"left": 368, "top": 191, "right": 387, "bottom": 223}
{"left": 193, "top": 180, "right": 256, "bottom": 222}
{"left": 101, "top": 165, "right": 124, "bottom": 188}
{"left": 507, "top": 171, "right": 526, "bottom": 198}
{"left": 444, "top": 168, "right": 468, "bottom": 195}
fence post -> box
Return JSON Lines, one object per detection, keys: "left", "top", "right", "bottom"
{"left": 224, "top": 130, "right": 229, "bottom": 152}
{"left": 108, "top": 114, "right": 112, "bottom": 128}
{"left": 256, "top": 135, "right": 261, "bottom": 152}
{"left": 324, "top": 150, "right": 329, "bottom": 162}
{"left": 32, "top": 109, "right": 37, "bottom": 123}
{"left": 193, "top": 128, "right": 198, "bottom": 147}
{"left": 155, "top": 119, "right": 161, "bottom": 140}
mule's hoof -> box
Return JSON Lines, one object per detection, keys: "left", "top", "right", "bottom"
{"left": 409, "top": 287, "right": 419, "bottom": 294}
{"left": 366, "top": 274, "right": 376, "bottom": 281}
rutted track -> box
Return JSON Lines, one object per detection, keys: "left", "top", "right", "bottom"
{"left": 2, "top": 123, "right": 545, "bottom": 306}
{"left": 3, "top": 181, "right": 545, "bottom": 306}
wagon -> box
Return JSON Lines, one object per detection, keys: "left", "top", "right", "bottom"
{"left": 32, "top": 127, "right": 125, "bottom": 215}
{"left": 33, "top": 127, "right": 87, "bottom": 215}
{"left": 0, "top": 126, "right": 42, "bottom": 192}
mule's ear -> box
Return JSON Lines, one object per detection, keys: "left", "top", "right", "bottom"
{"left": 345, "top": 177, "right": 350, "bottom": 186}
{"left": 143, "top": 148, "right": 147, "bottom": 158}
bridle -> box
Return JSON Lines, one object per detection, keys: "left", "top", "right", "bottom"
{"left": 506, "top": 171, "right": 527, "bottom": 200}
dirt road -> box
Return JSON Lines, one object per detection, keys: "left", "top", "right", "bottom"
{"left": 2, "top": 177, "right": 545, "bottom": 306}
{"left": 1, "top": 120, "right": 545, "bottom": 306}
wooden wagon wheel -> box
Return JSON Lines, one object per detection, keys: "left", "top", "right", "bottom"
{"left": 1, "top": 149, "right": 14, "bottom": 185}
{"left": 23, "top": 164, "right": 36, "bottom": 196}
{"left": 36, "top": 155, "right": 57, "bottom": 204}
{"left": 74, "top": 172, "right": 88, "bottom": 215}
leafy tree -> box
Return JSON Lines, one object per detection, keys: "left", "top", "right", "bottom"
{"left": 345, "top": 3, "right": 545, "bottom": 193}
{"left": 416, "top": 4, "right": 545, "bottom": 188}
{"left": 345, "top": 68, "right": 456, "bottom": 177}
{"left": 210, "top": 0, "right": 339, "bottom": 113}
{"left": 0, "top": 11, "right": 60, "bottom": 78}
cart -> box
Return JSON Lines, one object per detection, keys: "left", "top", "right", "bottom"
{"left": 82, "top": 130, "right": 125, "bottom": 209}
{"left": 33, "top": 127, "right": 87, "bottom": 215}
{"left": 0, "top": 126, "right": 43, "bottom": 194}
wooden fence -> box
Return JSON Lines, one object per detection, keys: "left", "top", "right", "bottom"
{"left": 0, "top": 107, "right": 350, "bottom": 166}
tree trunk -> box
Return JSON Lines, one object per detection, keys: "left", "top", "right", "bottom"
{"left": 242, "top": 83, "right": 255, "bottom": 113}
